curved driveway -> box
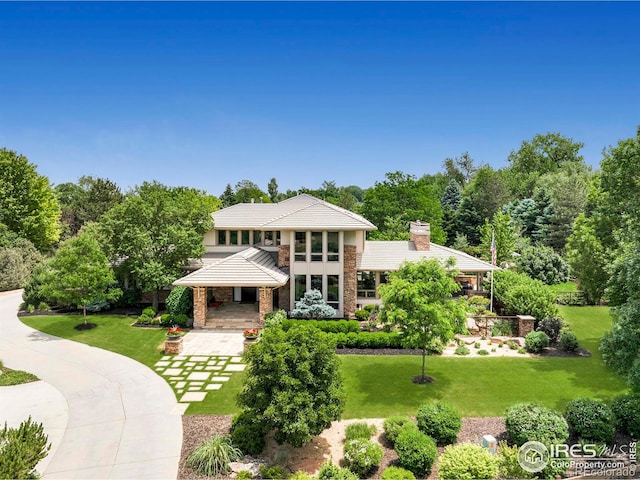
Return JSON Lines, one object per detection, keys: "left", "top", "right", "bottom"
{"left": 0, "top": 291, "right": 182, "bottom": 479}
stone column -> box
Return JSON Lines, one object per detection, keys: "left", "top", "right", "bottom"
{"left": 259, "top": 287, "right": 273, "bottom": 325}
{"left": 343, "top": 245, "right": 357, "bottom": 319}
{"left": 517, "top": 315, "right": 536, "bottom": 337}
{"left": 278, "top": 282, "right": 290, "bottom": 311}
{"left": 278, "top": 245, "right": 290, "bottom": 267}
{"left": 193, "top": 287, "right": 207, "bottom": 328}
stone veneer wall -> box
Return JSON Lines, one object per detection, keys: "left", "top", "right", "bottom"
{"left": 278, "top": 245, "right": 290, "bottom": 267}
{"left": 278, "top": 281, "right": 290, "bottom": 311}
{"left": 193, "top": 287, "right": 207, "bottom": 328}
{"left": 259, "top": 288, "right": 273, "bottom": 324}
{"left": 212, "top": 287, "right": 233, "bottom": 303}
{"left": 343, "top": 245, "right": 357, "bottom": 319}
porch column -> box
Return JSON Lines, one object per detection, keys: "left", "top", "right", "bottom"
{"left": 259, "top": 287, "right": 273, "bottom": 325}
{"left": 193, "top": 287, "right": 207, "bottom": 328}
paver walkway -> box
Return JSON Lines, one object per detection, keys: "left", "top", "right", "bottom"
{"left": 0, "top": 291, "right": 183, "bottom": 479}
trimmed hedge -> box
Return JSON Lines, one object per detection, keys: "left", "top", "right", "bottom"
{"left": 394, "top": 425, "right": 437, "bottom": 478}
{"left": 416, "top": 401, "right": 462, "bottom": 446}
{"left": 439, "top": 443, "right": 499, "bottom": 480}
{"left": 524, "top": 331, "right": 549, "bottom": 353}
{"left": 383, "top": 416, "right": 416, "bottom": 445}
{"left": 380, "top": 466, "right": 415, "bottom": 480}
{"left": 505, "top": 403, "right": 569, "bottom": 446}
{"left": 328, "top": 331, "right": 402, "bottom": 349}
{"left": 564, "top": 398, "right": 615, "bottom": 443}
{"left": 281, "top": 319, "right": 360, "bottom": 334}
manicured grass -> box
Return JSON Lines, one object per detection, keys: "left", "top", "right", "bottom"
{"left": 20, "top": 314, "right": 167, "bottom": 370}
{"left": 0, "top": 368, "right": 39, "bottom": 386}
{"left": 21, "top": 307, "right": 627, "bottom": 418}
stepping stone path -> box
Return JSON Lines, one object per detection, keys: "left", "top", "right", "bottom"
{"left": 154, "top": 354, "right": 246, "bottom": 405}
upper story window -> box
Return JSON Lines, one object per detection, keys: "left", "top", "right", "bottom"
{"left": 229, "top": 230, "right": 238, "bottom": 245}
{"left": 294, "top": 232, "right": 306, "bottom": 262}
{"left": 217, "top": 230, "right": 226, "bottom": 245}
{"left": 311, "top": 231, "right": 323, "bottom": 262}
{"left": 241, "top": 230, "right": 250, "bottom": 245}
{"left": 294, "top": 231, "right": 341, "bottom": 262}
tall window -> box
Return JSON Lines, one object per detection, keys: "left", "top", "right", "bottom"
{"left": 380, "top": 272, "right": 389, "bottom": 284}
{"left": 294, "top": 231, "right": 306, "bottom": 262}
{"left": 241, "top": 230, "right": 250, "bottom": 245}
{"left": 217, "top": 230, "right": 226, "bottom": 245}
{"left": 295, "top": 275, "right": 306, "bottom": 301}
{"left": 229, "top": 231, "right": 238, "bottom": 245}
{"left": 327, "top": 275, "right": 339, "bottom": 309}
{"left": 253, "top": 231, "right": 261, "bottom": 245}
{"left": 311, "top": 275, "right": 322, "bottom": 293}
{"left": 311, "top": 231, "right": 323, "bottom": 262}
{"left": 264, "top": 231, "right": 274, "bottom": 246}
{"left": 357, "top": 271, "right": 376, "bottom": 298}
{"left": 327, "top": 232, "right": 339, "bottom": 261}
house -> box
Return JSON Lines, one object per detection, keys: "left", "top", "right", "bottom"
{"left": 173, "top": 194, "right": 498, "bottom": 327}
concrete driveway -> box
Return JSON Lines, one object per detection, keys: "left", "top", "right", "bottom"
{"left": 0, "top": 290, "right": 183, "bottom": 479}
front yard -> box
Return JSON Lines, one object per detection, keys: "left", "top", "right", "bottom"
{"left": 20, "top": 306, "right": 628, "bottom": 417}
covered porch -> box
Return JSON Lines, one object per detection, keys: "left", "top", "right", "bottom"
{"left": 173, "top": 247, "right": 289, "bottom": 329}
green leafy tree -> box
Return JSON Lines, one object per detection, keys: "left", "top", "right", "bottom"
{"left": 600, "top": 301, "right": 640, "bottom": 391}
{"left": 454, "top": 196, "right": 483, "bottom": 245}
{"left": 493, "top": 270, "right": 558, "bottom": 320}
{"left": 362, "top": 172, "right": 445, "bottom": 243}
{"left": 267, "top": 177, "right": 280, "bottom": 202}
{"left": 369, "top": 215, "right": 410, "bottom": 241}
{"left": 516, "top": 246, "right": 570, "bottom": 285}
{"left": 234, "top": 180, "right": 270, "bottom": 204}
{"left": 442, "top": 152, "right": 476, "bottom": 187}
{"left": 507, "top": 132, "right": 585, "bottom": 198}
{"left": 462, "top": 166, "right": 512, "bottom": 223}
{"left": 379, "top": 259, "right": 466, "bottom": 383}
{"left": 566, "top": 214, "right": 608, "bottom": 303}
{"left": 0, "top": 229, "right": 43, "bottom": 291}
{"left": 0, "top": 148, "right": 61, "bottom": 250}
{"left": 479, "top": 211, "right": 518, "bottom": 266}
{"left": 238, "top": 325, "right": 345, "bottom": 447}
{"left": 100, "top": 182, "right": 216, "bottom": 309}
{"left": 40, "top": 226, "right": 121, "bottom": 322}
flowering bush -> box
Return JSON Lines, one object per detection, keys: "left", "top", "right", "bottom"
{"left": 243, "top": 328, "right": 260, "bottom": 338}
{"left": 166, "top": 326, "right": 184, "bottom": 337}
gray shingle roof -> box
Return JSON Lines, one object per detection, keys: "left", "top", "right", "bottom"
{"left": 357, "top": 241, "right": 500, "bottom": 272}
{"left": 174, "top": 247, "right": 289, "bottom": 287}
{"left": 212, "top": 194, "right": 376, "bottom": 231}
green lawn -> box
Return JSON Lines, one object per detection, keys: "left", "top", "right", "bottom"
{"left": 20, "top": 306, "right": 628, "bottom": 418}
{"left": 547, "top": 281, "right": 579, "bottom": 293}
{"left": 20, "top": 314, "right": 167, "bottom": 369}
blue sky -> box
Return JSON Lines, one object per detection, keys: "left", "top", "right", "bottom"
{"left": 1, "top": 2, "right": 639, "bottom": 196}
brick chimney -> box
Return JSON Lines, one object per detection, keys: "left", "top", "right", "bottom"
{"left": 410, "top": 221, "right": 430, "bottom": 251}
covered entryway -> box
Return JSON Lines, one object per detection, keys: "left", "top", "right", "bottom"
{"left": 173, "top": 247, "right": 289, "bottom": 329}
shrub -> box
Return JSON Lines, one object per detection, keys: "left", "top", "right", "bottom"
{"left": 505, "top": 403, "right": 569, "bottom": 446}
{"left": 259, "top": 465, "right": 287, "bottom": 479}
{"left": 288, "top": 471, "right": 313, "bottom": 480}
{"left": 160, "top": 313, "right": 172, "bottom": 326}
{"left": 516, "top": 246, "right": 570, "bottom": 285}
{"left": 491, "top": 320, "right": 513, "bottom": 337}
{"left": 173, "top": 313, "right": 189, "bottom": 327}
{"left": 355, "top": 309, "right": 370, "bottom": 321}
{"left": 537, "top": 317, "right": 565, "bottom": 343}
{"left": 525, "top": 331, "right": 549, "bottom": 353}
{"left": 560, "top": 330, "right": 579, "bottom": 351}
{"left": 611, "top": 393, "right": 640, "bottom": 438}
{"left": 415, "top": 401, "right": 462, "bottom": 445}
{"left": 142, "top": 306, "right": 156, "bottom": 317}
{"left": 565, "top": 398, "right": 615, "bottom": 443}
{"left": 498, "top": 441, "right": 535, "bottom": 479}
{"left": 317, "top": 460, "right": 359, "bottom": 480}
{"left": 230, "top": 411, "right": 268, "bottom": 455}
{"left": 282, "top": 319, "right": 360, "bottom": 334}
{"left": 343, "top": 439, "right": 384, "bottom": 477}
{"left": 493, "top": 270, "right": 559, "bottom": 320}
{"left": 380, "top": 466, "right": 416, "bottom": 480}
{"left": 364, "top": 304, "right": 379, "bottom": 313}
{"left": 165, "top": 286, "right": 192, "bottom": 316}
{"left": 236, "top": 471, "right": 253, "bottom": 480}
{"left": 394, "top": 424, "right": 437, "bottom": 477}
{"left": 85, "top": 300, "right": 109, "bottom": 312}
{"left": 477, "top": 349, "right": 489, "bottom": 355}
{"left": 455, "top": 345, "right": 470, "bottom": 355}
{"left": 327, "top": 331, "right": 402, "bottom": 349}
{"left": 0, "top": 417, "right": 51, "bottom": 479}
{"left": 185, "top": 434, "right": 242, "bottom": 476}
{"left": 383, "top": 416, "right": 416, "bottom": 445}
{"left": 264, "top": 309, "right": 287, "bottom": 328}
{"left": 438, "top": 442, "right": 500, "bottom": 480}
{"left": 291, "top": 289, "right": 336, "bottom": 318}
{"left": 474, "top": 341, "right": 481, "bottom": 349}
{"left": 136, "top": 314, "right": 153, "bottom": 325}
{"left": 345, "top": 422, "right": 376, "bottom": 441}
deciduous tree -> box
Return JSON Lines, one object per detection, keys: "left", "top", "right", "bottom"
{"left": 238, "top": 325, "right": 345, "bottom": 447}
{"left": 0, "top": 148, "right": 61, "bottom": 250}
{"left": 379, "top": 259, "right": 466, "bottom": 383}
